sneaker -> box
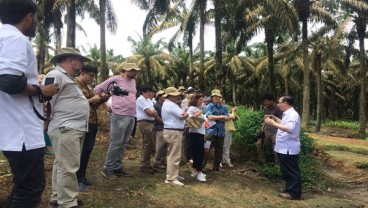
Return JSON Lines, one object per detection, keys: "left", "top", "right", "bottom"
{"left": 191, "top": 172, "right": 198, "bottom": 177}
{"left": 50, "top": 199, "right": 84, "bottom": 207}
{"left": 114, "top": 169, "right": 133, "bottom": 177}
{"left": 228, "top": 163, "right": 234, "bottom": 168}
{"left": 197, "top": 173, "right": 206, "bottom": 182}
{"left": 81, "top": 177, "right": 93, "bottom": 186}
{"left": 165, "top": 179, "right": 184, "bottom": 187}
{"left": 78, "top": 182, "right": 89, "bottom": 193}
{"left": 177, "top": 175, "right": 185, "bottom": 181}
{"left": 101, "top": 169, "right": 117, "bottom": 180}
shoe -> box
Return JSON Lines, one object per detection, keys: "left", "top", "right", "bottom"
{"left": 212, "top": 167, "right": 226, "bottom": 173}
{"left": 78, "top": 182, "right": 89, "bottom": 193}
{"left": 187, "top": 159, "right": 193, "bottom": 164}
{"left": 278, "top": 192, "right": 300, "bottom": 200}
{"left": 177, "top": 175, "right": 185, "bottom": 181}
{"left": 153, "top": 163, "right": 166, "bottom": 169}
{"left": 147, "top": 166, "right": 158, "bottom": 173}
{"left": 219, "top": 163, "right": 223, "bottom": 168}
{"left": 114, "top": 168, "right": 133, "bottom": 177}
{"left": 101, "top": 169, "right": 117, "bottom": 180}
{"left": 80, "top": 177, "right": 93, "bottom": 186}
{"left": 197, "top": 172, "right": 206, "bottom": 182}
{"left": 165, "top": 179, "right": 184, "bottom": 187}
{"left": 191, "top": 171, "right": 198, "bottom": 177}
{"left": 228, "top": 163, "right": 234, "bottom": 168}
{"left": 223, "top": 163, "right": 234, "bottom": 168}
{"left": 139, "top": 166, "right": 155, "bottom": 175}
{"left": 50, "top": 199, "right": 84, "bottom": 207}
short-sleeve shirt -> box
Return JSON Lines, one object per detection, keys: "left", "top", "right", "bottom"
{"left": 205, "top": 102, "right": 229, "bottom": 137}
{"left": 0, "top": 24, "right": 45, "bottom": 151}
{"left": 187, "top": 106, "right": 206, "bottom": 135}
{"left": 264, "top": 104, "right": 283, "bottom": 136}
{"left": 46, "top": 66, "right": 89, "bottom": 132}
{"left": 94, "top": 75, "right": 137, "bottom": 117}
{"left": 162, "top": 99, "right": 185, "bottom": 129}
{"left": 76, "top": 79, "right": 98, "bottom": 124}
{"left": 275, "top": 107, "right": 301, "bottom": 155}
{"left": 136, "top": 95, "right": 155, "bottom": 121}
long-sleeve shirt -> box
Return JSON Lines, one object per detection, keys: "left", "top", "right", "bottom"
{"left": 94, "top": 75, "right": 136, "bottom": 117}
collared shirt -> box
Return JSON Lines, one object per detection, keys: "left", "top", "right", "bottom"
{"left": 94, "top": 75, "right": 136, "bottom": 117}
{"left": 264, "top": 103, "right": 283, "bottom": 136}
{"left": 162, "top": 99, "right": 185, "bottom": 129}
{"left": 187, "top": 106, "right": 206, "bottom": 135}
{"left": 275, "top": 107, "right": 301, "bottom": 155}
{"left": 154, "top": 102, "right": 164, "bottom": 131}
{"left": 205, "top": 102, "right": 229, "bottom": 137}
{"left": 0, "top": 24, "right": 44, "bottom": 151}
{"left": 76, "top": 79, "right": 98, "bottom": 124}
{"left": 136, "top": 95, "right": 155, "bottom": 121}
{"left": 46, "top": 66, "right": 89, "bottom": 132}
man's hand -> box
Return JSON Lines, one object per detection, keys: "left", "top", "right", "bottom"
{"left": 40, "top": 83, "right": 59, "bottom": 97}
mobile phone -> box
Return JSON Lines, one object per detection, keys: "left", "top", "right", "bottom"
{"left": 44, "top": 77, "right": 57, "bottom": 85}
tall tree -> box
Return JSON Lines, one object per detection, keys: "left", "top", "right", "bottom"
{"left": 66, "top": 0, "right": 76, "bottom": 47}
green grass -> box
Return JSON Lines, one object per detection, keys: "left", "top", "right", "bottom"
{"left": 321, "top": 120, "right": 360, "bottom": 130}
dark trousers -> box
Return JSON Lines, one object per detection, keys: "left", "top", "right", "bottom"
{"left": 3, "top": 146, "right": 45, "bottom": 208}
{"left": 190, "top": 133, "right": 205, "bottom": 171}
{"left": 278, "top": 153, "right": 302, "bottom": 198}
{"left": 77, "top": 123, "right": 98, "bottom": 181}
{"left": 183, "top": 127, "right": 192, "bottom": 161}
{"left": 203, "top": 136, "right": 224, "bottom": 169}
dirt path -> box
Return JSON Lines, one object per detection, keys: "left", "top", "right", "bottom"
{"left": 307, "top": 132, "right": 368, "bottom": 147}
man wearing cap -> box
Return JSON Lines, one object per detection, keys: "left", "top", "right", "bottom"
{"left": 205, "top": 89, "right": 229, "bottom": 171}
{"left": 162, "top": 87, "right": 189, "bottom": 186}
{"left": 0, "top": 0, "right": 59, "bottom": 206}
{"left": 136, "top": 85, "right": 162, "bottom": 175}
{"left": 45, "top": 47, "right": 91, "bottom": 207}
{"left": 153, "top": 90, "right": 167, "bottom": 169}
{"left": 94, "top": 63, "right": 140, "bottom": 179}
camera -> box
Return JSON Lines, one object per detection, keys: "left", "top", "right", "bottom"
{"left": 110, "top": 81, "right": 129, "bottom": 96}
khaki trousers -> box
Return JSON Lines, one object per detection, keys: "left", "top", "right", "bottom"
{"left": 163, "top": 129, "right": 183, "bottom": 181}
{"left": 49, "top": 127, "right": 85, "bottom": 208}
{"left": 137, "top": 121, "right": 155, "bottom": 167}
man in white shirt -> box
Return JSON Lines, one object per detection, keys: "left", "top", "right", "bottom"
{"left": 161, "top": 87, "right": 188, "bottom": 187}
{"left": 0, "top": 0, "right": 59, "bottom": 207}
{"left": 136, "top": 85, "right": 162, "bottom": 175}
{"left": 264, "top": 96, "right": 301, "bottom": 200}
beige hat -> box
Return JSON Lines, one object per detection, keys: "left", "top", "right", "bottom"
{"left": 122, "top": 63, "right": 141, "bottom": 71}
{"left": 51, "top": 47, "right": 91, "bottom": 64}
{"left": 163, "top": 87, "right": 180, "bottom": 97}
{"left": 211, "top": 89, "right": 222, "bottom": 97}
{"left": 156, "top": 90, "right": 165, "bottom": 97}
{"left": 178, "top": 86, "right": 185, "bottom": 91}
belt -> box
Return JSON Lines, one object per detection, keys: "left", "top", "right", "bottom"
{"left": 164, "top": 128, "right": 184, "bottom": 131}
{"left": 138, "top": 119, "right": 154, "bottom": 123}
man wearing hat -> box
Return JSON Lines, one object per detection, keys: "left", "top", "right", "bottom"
{"left": 205, "top": 89, "right": 229, "bottom": 171}
{"left": 94, "top": 62, "right": 140, "bottom": 180}
{"left": 0, "top": 0, "right": 59, "bottom": 206}
{"left": 45, "top": 47, "right": 91, "bottom": 207}
{"left": 162, "top": 87, "right": 189, "bottom": 186}
{"left": 153, "top": 90, "right": 167, "bottom": 169}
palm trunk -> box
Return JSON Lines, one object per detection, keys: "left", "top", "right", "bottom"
{"left": 37, "top": 25, "right": 46, "bottom": 74}
{"left": 265, "top": 26, "right": 275, "bottom": 95}
{"left": 188, "top": 34, "right": 194, "bottom": 86}
{"left": 301, "top": 17, "right": 310, "bottom": 130}
{"left": 357, "top": 15, "right": 366, "bottom": 137}
{"left": 213, "top": 0, "right": 223, "bottom": 88}
{"left": 55, "top": 26, "right": 62, "bottom": 53}
{"left": 315, "top": 54, "right": 322, "bottom": 132}
{"left": 99, "top": 0, "right": 109, "bottom": 83}
{"left": 231, "top": 73, "right": 236, "bottom": 104}
{"left": 66, "top": 0, "right": 76, "bottom": 47}
{"left": 198, "top": 2, "right": 206, "bottom": 91}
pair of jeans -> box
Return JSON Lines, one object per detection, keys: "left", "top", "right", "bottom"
{"left": 77, "top": 123, "right": 98, "bottom": 181}
{"left": 104, "top": 113, "right": 135, "bottom": 170}
{"left": 3, "top": 146, "right": 45, "bottom": 208}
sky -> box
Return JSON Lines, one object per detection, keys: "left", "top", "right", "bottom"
{"left": 75, "top": 0, "right": 218, "bottom": 57}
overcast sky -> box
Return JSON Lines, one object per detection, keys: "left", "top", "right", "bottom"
{"left": 75, "top": 0, "right": 217, "bottom": 57}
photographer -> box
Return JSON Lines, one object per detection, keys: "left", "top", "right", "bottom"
{"left": 94, "top": 63, "right": 140, "bottom": 180}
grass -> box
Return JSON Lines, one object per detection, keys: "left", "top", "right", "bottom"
{"left": 321, "top": 120, "right": 360, "bottom": 131}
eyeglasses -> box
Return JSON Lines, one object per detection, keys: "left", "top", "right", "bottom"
{"left": 87, "top": 73, "right": 96, "bottom": 79}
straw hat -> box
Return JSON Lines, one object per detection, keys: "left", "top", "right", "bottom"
{"left": 211, "top": 89, "right": 222, "bottom": 97}
{"left": 163, "top": 87, "right": 180, "bottom": 97}
{"left": 122, "top": 63, "right": 141, "bottom": 71}
{"left": 156, "top": 90, "right": 165, "bottom": 97}
{"left": 50, "top": 47, "right": 90, "bottom": 64}
{"left": 178, "top": 86, "right": 185, "bottom": 91}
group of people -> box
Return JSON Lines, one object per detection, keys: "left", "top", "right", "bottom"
{"left": 0, "top": 0, "right": 302, "bottom": 207}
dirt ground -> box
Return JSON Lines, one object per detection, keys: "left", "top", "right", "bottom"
{"left": 1, "top": 128, "right": 368, "bottom": 207}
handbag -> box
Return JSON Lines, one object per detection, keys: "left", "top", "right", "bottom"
{"left": 186, "top": 116, "right": 204, "bottom": 129}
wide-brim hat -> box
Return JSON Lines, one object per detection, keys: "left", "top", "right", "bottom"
{"left": 163, "top": 87, "right": 180, "bottom": 97}
{"left": 178, "top": 86, "right": 185, "bottom": 91}
{"left": 50, "top": 47, "right": 91, "bottom": 64}
{"left": 156, "top": 90, "right": 165, "bottom": 97}
{"left": 122, "top": 63, "right": 141, "bottom": 71}
{"left": 211, "top": 89, "right": 222, "bottom": 97}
